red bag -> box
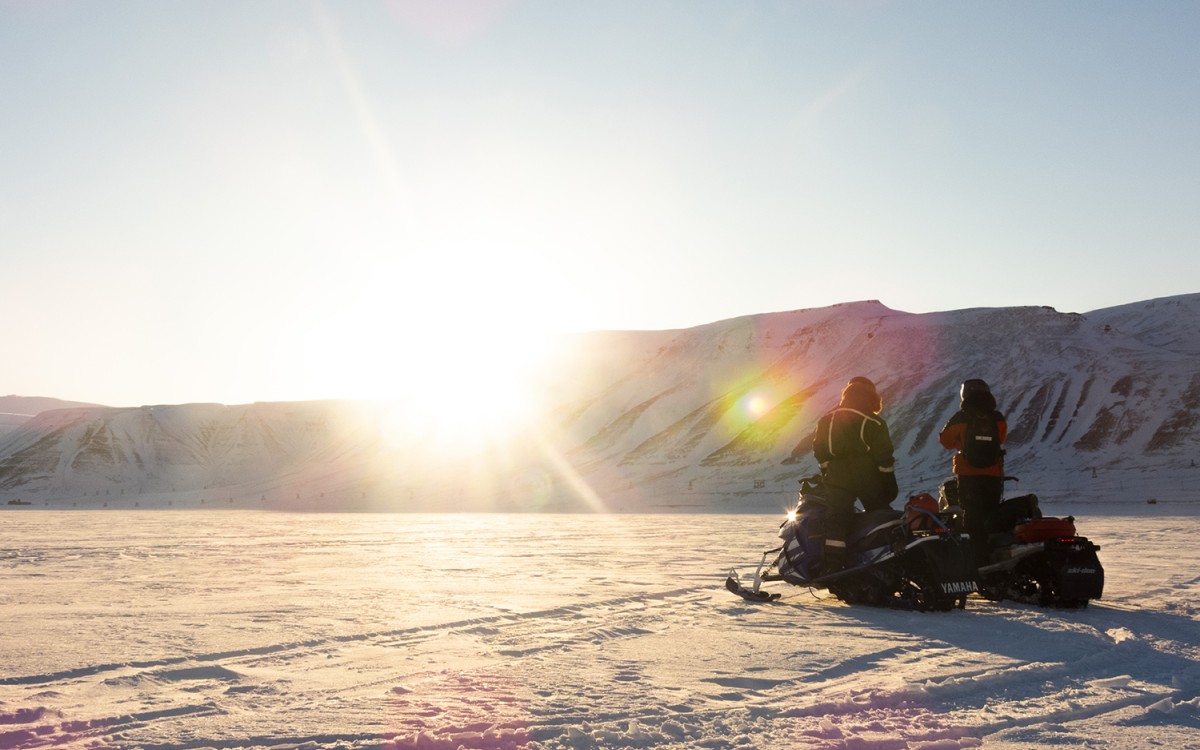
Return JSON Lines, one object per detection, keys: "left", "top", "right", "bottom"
{"left": 904, "top": 492, "right": 940, "bottom": 532}
{"left": 1015, "top": 517, "right": 1076, "bottom": 543}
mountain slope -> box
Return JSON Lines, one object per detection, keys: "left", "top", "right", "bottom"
{"left": 1, "top": 295, "right": 1197, "bottom": 511}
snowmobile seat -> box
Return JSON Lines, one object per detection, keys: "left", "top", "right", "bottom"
{"left": 847, "top": 509, "right": 902, "bottom": 550}
{"left": 990, "top": 493, "right": 1042, "bottom": 533}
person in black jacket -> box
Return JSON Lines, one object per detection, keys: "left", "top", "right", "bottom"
{"left": 789, "top": 376, "right": 898, "bottom": 573}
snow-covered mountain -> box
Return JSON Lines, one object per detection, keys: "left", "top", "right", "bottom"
{"left": 0, "top": 395, "right": 103, "bottom": 440}
{"left": 2, "top": 294, "right": 1197, "bottom": 512}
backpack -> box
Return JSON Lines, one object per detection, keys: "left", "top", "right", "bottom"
{"left": 962, "top": 409, "right": 1001, "bottom": 468}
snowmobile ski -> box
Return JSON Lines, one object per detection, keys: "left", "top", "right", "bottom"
{"left": 725, "top": 574, "right": 780, "bottom": 602}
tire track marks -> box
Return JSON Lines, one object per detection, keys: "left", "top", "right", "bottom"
{"left": 2, "top": 587, "right": 702, "bottom": 687}
{"left": 0, "top": 587, "right": 706, "bottom": 749}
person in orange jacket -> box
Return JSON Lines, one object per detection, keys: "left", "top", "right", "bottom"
{"left": 939, "top": 379, "right": 1008, "bottom": 566}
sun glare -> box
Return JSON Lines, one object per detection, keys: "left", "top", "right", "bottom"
{"left": 299, "top": 254, "right": 568, "bottom": 451}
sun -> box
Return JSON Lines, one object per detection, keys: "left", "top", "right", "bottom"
{"left": 387, "top": 310, "right": 553, "bottom": 442}
{"left": 298, "top": 253, "right": 574, "bottom": 450}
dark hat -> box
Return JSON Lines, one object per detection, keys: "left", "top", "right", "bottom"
{"left": 842, "top": 376, "right": 882, "bottom": 414}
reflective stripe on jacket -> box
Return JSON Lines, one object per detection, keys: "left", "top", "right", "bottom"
{"left": 811, "top": 407, "right": 896, "bottom": 484}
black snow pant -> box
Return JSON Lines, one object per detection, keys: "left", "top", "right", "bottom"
{"left": 820, "top": 484, "right": 858, "bottom": 574}
{"left": 957, "top": 474, "right": 1004, "bottom": 567}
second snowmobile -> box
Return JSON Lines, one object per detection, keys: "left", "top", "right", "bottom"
{"left": 939, "top": 478, "right": 1105, "bottom": 608}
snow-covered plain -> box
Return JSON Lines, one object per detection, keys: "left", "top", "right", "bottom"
{"left": 2, "top": 504, "right": 1198, "bottom": 750}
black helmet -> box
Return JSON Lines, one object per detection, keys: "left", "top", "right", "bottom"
{"left": 842, "top": 376, "right": 882, "bottom": 414}
{"left": 960, "top": 379, "right": 992, "bottom": 403}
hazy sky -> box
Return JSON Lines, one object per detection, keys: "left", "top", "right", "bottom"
{"left": 3, "top": 1, "right": 1199, "bottom": 407}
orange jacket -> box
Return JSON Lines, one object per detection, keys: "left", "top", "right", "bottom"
{"left": 938, "top": 409, "right": 1007, "bottom": 476}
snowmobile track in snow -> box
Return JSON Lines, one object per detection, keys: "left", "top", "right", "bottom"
{"left": 1, "top": 587, "right": 710, "bottom": 749}
{"left": 3, "top": 587, "right": 704, "bottom": 688}
{"left": 3, "top": 512, "right": 1197, "bottom": 750}
{"left": 10, "top": 591, "right": 1195, "bottom": 749}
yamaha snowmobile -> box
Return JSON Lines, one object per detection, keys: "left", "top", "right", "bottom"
{"left": 725, "top": 476, "right": 978, "bottom": 611}
{"left": 940, "top": 478, "right": 1105, "bottom": 608}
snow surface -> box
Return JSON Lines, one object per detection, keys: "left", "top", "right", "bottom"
{"left": 2, "top": 505, "right": 1198, "bottom": 749}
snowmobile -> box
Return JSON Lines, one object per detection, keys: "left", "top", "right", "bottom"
{"left": 939, "top": 478, "right": 1105, "bottom": 608}
{"left": 725, "top": 476, "right": 978, "bottom": 611}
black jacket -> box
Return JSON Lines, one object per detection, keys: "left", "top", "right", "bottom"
{"left": 810, "top": 406, "right": 898, "bottom": 505}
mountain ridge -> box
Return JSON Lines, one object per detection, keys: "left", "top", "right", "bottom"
{"left": 2, "top": 294, "right": 1197, "bottom": 512}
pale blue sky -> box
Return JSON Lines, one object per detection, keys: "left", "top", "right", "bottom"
{"left": 2, "top": 1, "right": 1198, "bottom": 407}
